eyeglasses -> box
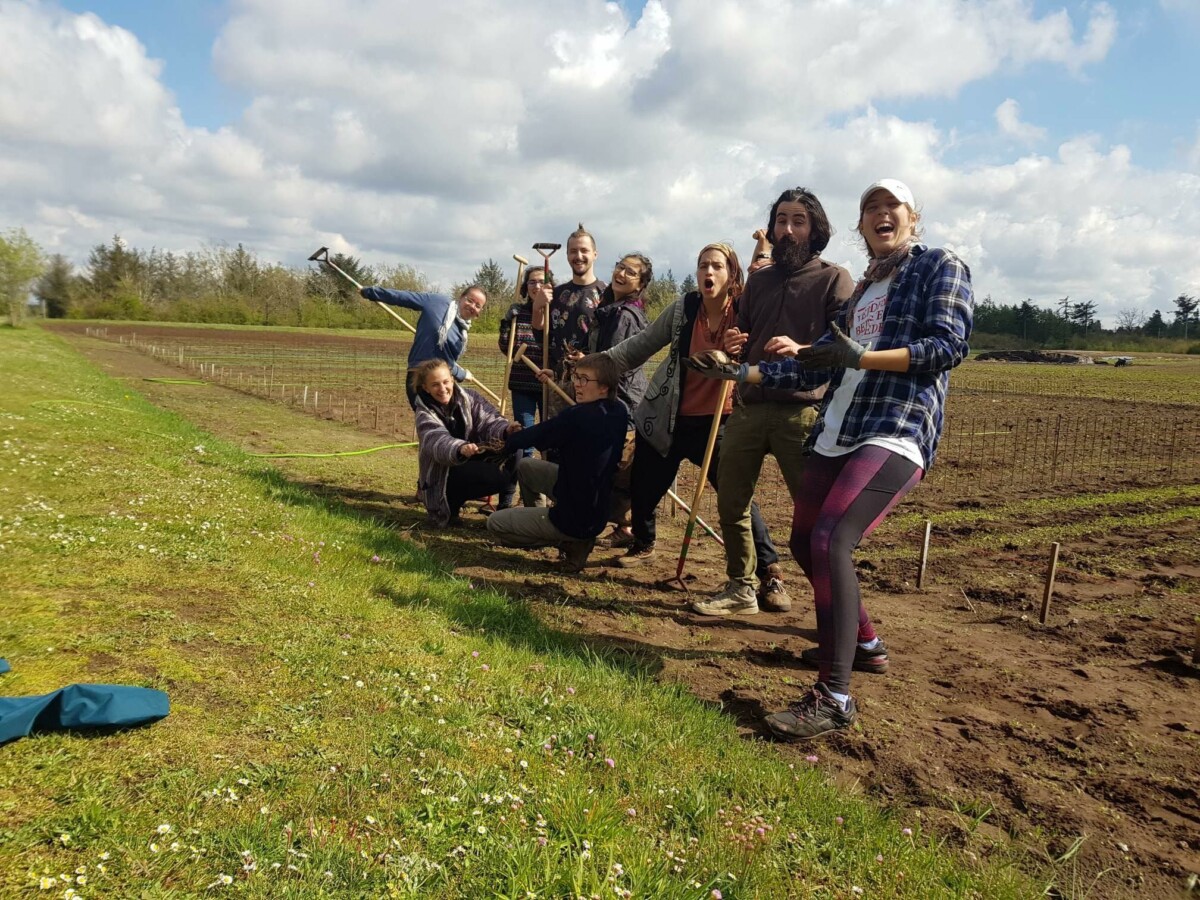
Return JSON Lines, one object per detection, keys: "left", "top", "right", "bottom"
{"left": 613, "top": 262, "right": 643, "bottom": 278}
{"left": 571, "top": 372, "right": 596, "bottom": 385}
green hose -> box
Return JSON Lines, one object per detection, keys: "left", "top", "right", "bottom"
{"left": 143, "top": 378, "right": 208, "bottom": 385}
{"left": 250, "top": 442, "right": 418, "bottom": 459}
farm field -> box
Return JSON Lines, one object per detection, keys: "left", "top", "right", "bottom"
{"left": 0, "top": 326, "right": 1043, "bottom": 899}
{"left": 30, "top": 321, "right": 1200, "bottom": 898}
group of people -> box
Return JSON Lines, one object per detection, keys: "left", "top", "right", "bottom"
{"left": 355, "top": 179, "right": 975, "bottom": 741}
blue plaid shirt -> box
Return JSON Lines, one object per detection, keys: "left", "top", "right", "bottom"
{"left": 757, "top": 244, "right": 973, "bottom": 471}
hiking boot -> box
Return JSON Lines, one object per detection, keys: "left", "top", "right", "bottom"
{"left": 764, "top": 683, "right": 857, "bottom": 741}
{"left": 757, "top": 564, "right": 791, "bottom": 612}
{"left": 606, "top": 526, "right": 637, "bottom": 549}
{"left": 614, "top": 541, "right": 655, "bottom": 567}
{"left": 800, "top": 639, "right": 890, "bottom": 675}
{"left": 691, "top": 582, "right": 759, "bottom": 617}
{"left": 559, "top": 538, "right": 595, "bottom": 574}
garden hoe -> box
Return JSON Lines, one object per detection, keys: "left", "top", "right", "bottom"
{"left": 532, "top": 242, "right": 561, "bottom": 411}
{"left": 511, "top": 345, "right": 723, "bottom": 551}
{"left": 499, "top": 253, "right": 529, "bottom": 416}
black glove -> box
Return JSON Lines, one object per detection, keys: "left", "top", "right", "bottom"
{"left": 792, "top": 323, "right": 867, "bottom": 370}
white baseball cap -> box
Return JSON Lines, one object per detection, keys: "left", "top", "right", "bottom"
{"left": 859, "top": 179, "right": 915, "bottom": 211}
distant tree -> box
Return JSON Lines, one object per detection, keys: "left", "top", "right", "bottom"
{"left": 1144, "top": 308, "right": 1167, "bottom": 338}
{"left": 306, "top": 252, "right": 372, "bottom": 304}
{"left": 643, "top": 267, "right": 679, "bottom": 319}
{"left": 0, "top": 227, "right": 46, "bottom": 326}
{"left": 1173, "top": 294, "right": 1198, "bottom": 340}
{"left": 679, "top": 273, "right": 698, "bottom": 296}
{"left": 35, "top": 254, "right": 74, "bottom": 318}
{"left": 466, "top": 258, "right": 511, "bottom": 306}
{"left": 377, "top": 262, "right": 432, "bottom": 293}
{"left": 1114, "top": 306, "right": 1147, "bottom": 333}
{"left": 222, "top": 243, "right": 261, "bottom": 296}
{"left": 1069, "top": 300, "right": 1097, "bottom": 332}
{"left": 1017, "top": 299, "right": 1037, "bottom": 341}
{"left": 87, "top": 235, "right": 146, "bottom": 301}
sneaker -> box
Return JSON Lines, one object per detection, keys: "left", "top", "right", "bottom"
{"left": 559, "top": 538, "right": 595, "bottom": 573}
{"left": 757, "top": 564, "right": 791, "bottom": 612}
{"left": 606, "top": 526, "right": 637, "bottom": 549}
{"left": 799, "top": 639, "right": 889, "bottom": 675}
{"left": 691, "top": 582, "right": 759, "bottom": 617}
{"left": 764, "top": 683, "right": 857, "bottom": 740}
{"left": 614, "top": 541, "right": 655, "bottom": 567}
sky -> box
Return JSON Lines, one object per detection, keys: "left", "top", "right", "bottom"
{"left": 3, "top": 0, "right": 1199, "bottom": 326}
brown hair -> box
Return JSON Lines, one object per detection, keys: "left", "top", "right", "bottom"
{"left": 568, "top": 222, "right": 596, "bottom": 250}
{"left": 410, "top": 358, "right": 452, "bottom": 394}
{"left": 574, "top": 353, "right": 618, "bottom": 394}
{"left": 695, "top": 243, "right": 744, "bottom": 303}
{"left": 520, "top": 265, "right": 556, "bottom": 299}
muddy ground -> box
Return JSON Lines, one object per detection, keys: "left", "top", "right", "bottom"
{"left": 58, "top": 330, "right": 1200, "bottom": 898}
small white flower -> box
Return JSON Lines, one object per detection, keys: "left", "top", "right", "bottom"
{"left": 156, "top": 823, "right": 172, "bottom": 835}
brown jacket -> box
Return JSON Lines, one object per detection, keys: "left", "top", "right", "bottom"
{"left": 735, "top": 256, "right": 854, "bottom": 405}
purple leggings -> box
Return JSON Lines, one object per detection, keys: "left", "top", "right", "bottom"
{"left": 789, "top": 446, "right": 922, "bottom": 695}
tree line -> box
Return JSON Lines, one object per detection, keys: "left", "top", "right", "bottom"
{"left": 974, "top": 294, "right": 1199, "bottom": 349}
{"left": 4, "top": 230, "right": 1197, "bottom": 349}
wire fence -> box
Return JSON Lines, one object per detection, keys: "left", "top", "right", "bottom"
{"left": 70, "top": 324, "right": 1200, "bottom": 533}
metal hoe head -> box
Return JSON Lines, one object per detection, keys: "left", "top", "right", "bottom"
{"left": 307, "top": 246, "right": 330, "bottom": 262}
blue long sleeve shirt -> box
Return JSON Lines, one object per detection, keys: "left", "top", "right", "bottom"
{"left": 756, "top": 245, "right": 973, "bottom": 471}
{"left": 361, "top": 287, "right": 470, "bottom": 381}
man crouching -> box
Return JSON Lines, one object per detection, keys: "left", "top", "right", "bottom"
{"left": 486, "top": 354, "right": 629, "bottom": 572}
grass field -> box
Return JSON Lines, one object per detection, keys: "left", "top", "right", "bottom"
{"left": 0, "top": 327, "right": 1036, "bottom": 897}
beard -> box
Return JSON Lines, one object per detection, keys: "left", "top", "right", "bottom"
{"left": 771, "top": 236, "right": 813, "bottom": 272}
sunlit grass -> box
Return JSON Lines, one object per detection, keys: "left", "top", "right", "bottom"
{"left": 0, "top": 328, "right": 1033, "bottom": 897}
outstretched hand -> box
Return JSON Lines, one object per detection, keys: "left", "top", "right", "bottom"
{"left": 459, "top": 443, "right": 480, "bottom": 459}
{"left": 684, "top": 349, "right": 749, "bottom": 382}
{"left": 792, "top": 323, "right": 867, "bottom": 370}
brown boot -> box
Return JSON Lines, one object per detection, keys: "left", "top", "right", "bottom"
{"left": 758, "top": 563, "right": 791, "bottom": 612}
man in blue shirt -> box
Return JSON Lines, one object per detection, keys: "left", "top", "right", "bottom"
{"left": 358, "top": 283, "right": 488, "bottom": 407}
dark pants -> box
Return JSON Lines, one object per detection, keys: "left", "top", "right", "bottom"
{"left": 446, "top": 459, "right": 515, "bottom": 519}
{"left": 630, "top": 416, "right": 779, "bottom": 578}
{"left": 790, "top": 447, "right": 922, "bottom": 695}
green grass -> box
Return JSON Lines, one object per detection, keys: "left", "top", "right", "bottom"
{"left": 951, "top": 356, "right": 1200, "bottom": 406}
{"left": 0, "top": 327, "right": 1033, "bottom": 898}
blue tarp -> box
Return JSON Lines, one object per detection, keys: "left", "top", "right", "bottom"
{"left": 0, "top": 662, "right": 169, "bottom": 745}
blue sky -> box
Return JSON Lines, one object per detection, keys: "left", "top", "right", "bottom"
{"left": 5, "top": 0, "right": 1200, "bottom": 323}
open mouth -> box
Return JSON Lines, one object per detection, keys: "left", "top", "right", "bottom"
{"left": 703, "top": 276, "right": 715, "bottom": 291}
{"left": 875, "top": 223, "right": 895, "bottom": 237}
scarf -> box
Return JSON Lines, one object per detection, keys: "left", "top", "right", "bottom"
{"left": 436, "top": 300, "right": 471, "bottom": 352}
{"left": 846, "top": 240, "right": 915, "bottom": 321}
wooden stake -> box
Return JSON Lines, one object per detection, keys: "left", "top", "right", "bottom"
{"left": 917, "top": 519, "right": 932, "bottom": 589}
{"left": 1039, "top": 542, "right": 1061, "bottom": 625}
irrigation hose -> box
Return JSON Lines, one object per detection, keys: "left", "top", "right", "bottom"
{"left": 144, "top": 378, "right": 208, "bottom": 385}
{"left": 250, "top": 442, "right": 418, "bottom": 459}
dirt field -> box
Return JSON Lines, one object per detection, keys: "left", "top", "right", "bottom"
{"left": 53, "top": 326, "right": 1200, "bottom": 898}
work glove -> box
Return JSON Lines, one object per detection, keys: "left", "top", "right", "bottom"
{"left": 684, "top": 350, "right": 749, "bottom": 382}
{"left": 792, "top": 323, "right": 867, "bottom": 370}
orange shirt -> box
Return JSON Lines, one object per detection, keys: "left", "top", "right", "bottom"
{"left": 680, "top": 303, "right": 735, "bottom": 417}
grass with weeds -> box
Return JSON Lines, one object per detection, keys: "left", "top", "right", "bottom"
{"left": 0, "top": 327, "right": 1032, "bottom": 897}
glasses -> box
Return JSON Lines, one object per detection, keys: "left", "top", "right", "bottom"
{"left": 613, "top": 262, "right": 643, "bottom": 278}
{"left": 571, "top": 372, "right": 596, "bottom": 385}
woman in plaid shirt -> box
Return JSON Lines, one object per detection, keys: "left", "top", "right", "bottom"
{"left": 687, "top": 179, "right": 974, "bottom": 740}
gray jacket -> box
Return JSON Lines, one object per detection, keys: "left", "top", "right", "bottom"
{"left": 604, "top": 295, "right": 697, "bottom": 457}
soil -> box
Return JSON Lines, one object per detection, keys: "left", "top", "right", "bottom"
{"left": 56, "top": 328, "right": 1200, "bottom": 899}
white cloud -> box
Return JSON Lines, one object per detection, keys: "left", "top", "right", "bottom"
{"left": 1, "top": 0, "right": 1196, "bottom": 324}
{"left": 995, "top": 99, "right": 1047, "bottom": 143}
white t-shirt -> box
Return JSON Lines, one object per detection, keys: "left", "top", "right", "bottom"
{"left": 813, "top": 276, "right": 924, "bottom": 469}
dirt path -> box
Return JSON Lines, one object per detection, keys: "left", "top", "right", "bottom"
{"left": 62, "top": 331, "right": 1200, "bottom": 898}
